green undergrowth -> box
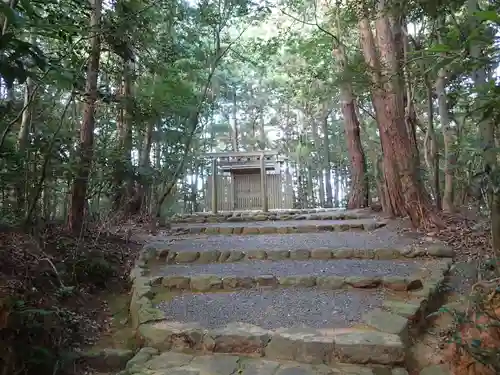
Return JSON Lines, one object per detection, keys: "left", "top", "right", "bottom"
{"left": 0, "top": 224, "right": 140, "bottom": 375}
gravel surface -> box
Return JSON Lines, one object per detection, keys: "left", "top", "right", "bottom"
{"left": 171, "top": 219, "right": 380, "bottom": 228}
{"left": 156, "top": 288, "right": 385, "bottom": 329}
{"left": 165, "top": 230, "right": 418, "bottom": 252}
{"left": 156, "top": 259, "right": 424, "bottom": 278}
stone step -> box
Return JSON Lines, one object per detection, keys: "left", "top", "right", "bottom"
{"left": 131, "top": 246, "right": 452, "bottom": 368}
{"left": 170, "top": 219, "right": 386, "bottom": 235}
{"left": 147, "top": 232, "right": 453, "bottom": 264}
{"left": 137, "top": 319, "right": 407, "bottom": 367}
{"left": 153, "top": 288, "right": 389, "bottom": 330}
{"left": 170, "top": 208, "right": 373, "bottom": 224}
{"left": 121, "top": 350, "right": 409, "bottom": 375}
{"left": 151, "top": 259, "right": 427, "bottom": 292}
{"left": 144, "top": 245, "right": 453, "bottom": 265}
{"left": 136, "top": 288, "right": 421, "bottom": 366}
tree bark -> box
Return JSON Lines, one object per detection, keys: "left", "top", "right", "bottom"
{"left": 334, "top": 168, "right": 340, "bottom": 207}
{"left": 68, "top": 0, "right": 102, "bottom": 232}
{"left": 15, "top": 74, "right": 34, "bottom": 216}
{"left": 358, "top": 16, "right": 404, "bottom": 217}
{"left": 311, "top": 118, "right": 325, "bottom": 206}
{"left": 424, "top": 77, "right": 441, "bottom": 210}
{"left": 307, "top": 161, "right": 315, "bottom": 207}
{"left": 322, "top": 112, "right": 333, "bottom": 207}
{"left": 258, "top": 105, "right": 266, "bottom": 150}
{"left": 359, "top": 5, "right": 438, "bottom": 227}
{"left": 436, "top": 58, "right": 455, "bottom": 212}
{"left": 113, "top": 58, "right": 135, "bottom": 212}
{"left": 435, "top": 16, "right": 455, "bottom": 212}
{"left": 410, "top": 34, "right": 441, "bottom": 209}
{"left": 137, "top": 118, "right": 154, "bottom": 214}
{"left": 231, "top": 87, "right": 239, "bottom": 151}
{"left": 332, "top": 44, "right": 368, "bottom": 209}
{"left": 401, "top": 21, "right": 420, "bottom": 169}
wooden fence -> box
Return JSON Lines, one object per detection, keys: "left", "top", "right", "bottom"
{"left": 205, "top": 172, "right": 293, "bottom": 211}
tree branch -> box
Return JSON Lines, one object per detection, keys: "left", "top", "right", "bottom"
{"left": 0, "top": 69, "right": 51, "bottom": 152}
{"left": 155, "top": 24, "right": 250, "bottom": 216}
{"left": 279, "top": 6, "right": 341, "bottom": 46}
{"left": 356, "top": 103, "right": 376, "bottom": 121}
{"left": 24, "top": 94, "right": 75, "bottom": 226}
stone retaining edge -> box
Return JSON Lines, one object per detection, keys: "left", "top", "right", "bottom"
{"left": 128, "top": 245, "right": 453, "bottom": 367}
{"left": 143, "top": 243, "right": 455, "bottom": 265}
{"left": 152, "top": 273, "right": 425, "bottom": 293}
{"left": 171, "top": 221, "right": 386, "bottom": 235}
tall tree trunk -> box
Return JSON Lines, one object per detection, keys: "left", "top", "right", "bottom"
{"left": 296, "top": 166, "right": 305, "bottom": 209}
{"left": 15, "top": 74, "right": 34, "bottom": 216}
{"left": 259, "top": 106, "right": 266, "bottom": 150}
{"left": 424, "top": 77, "right": 441, "bottom": 210}
{"left": 333, "top": 44, "right": 368, "bottom": 209}
{"left": 113, "top": 59, "right": 134, "bottom": 212}
{"left": 411, "top": 33, "right": 441, "bottom": 209}
{"left": 322, "top": 112, "right": 333, "bottom": 207}
{"left": 359, "top": 16, "right": 404, "bottom": 217}
{"left": 43, "top": 178, "right": 51, "bottom": 219}
{"left": 231, "top": 87, "right": 239, "bottom": 151}
{"left": 401, "top": 23, "right": 420, "bottom": 169}
{"left": 307, "top": 161, "right": 315, "bottom": 207}
{"left": 435, "top": 37, "right": 455, "bottom": 212}
{"left": 68, "top": 0, "right": 101, "bottom": 232}
{"left": 191, "top": 164, "right": 199, "bottom": 213}
{"left": 334, "top": 168, "right": 340, "bottom": 207}
{"left": 138, "top": 119, "right": 154, "bottom": 214}
{"left": 311, "top": 119, "right": 325, "bottom": 207}
{"left": 359, "top": 6, "right": 437, "bottom": 227}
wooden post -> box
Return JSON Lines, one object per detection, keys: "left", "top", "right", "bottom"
{"left": 232, "top": 174, "right": 238, "bottom": 210}
{"left": 211, "top": 158, "right": 218, "bottom": 213}
{"left": 260, "top": 153, "right": 268, "bottom": 212}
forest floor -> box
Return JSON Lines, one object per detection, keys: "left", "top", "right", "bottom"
{"left": 0, "top": 209, "right": 497, "bottom": 375}
{"left": 0, "top": 223, "right": 141, "bottom": 375}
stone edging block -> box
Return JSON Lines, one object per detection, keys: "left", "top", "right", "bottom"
{"left": 142, "top": 244, "right": 454, "bottom": 266}
{"left": 361, "top": 258, "right": 452, "bottom": 340}
{"left": 171, "top": 221, "right": 387, "bottom": 235}
{"left": 127, "top": 245, "right": 453, "bottom": 367}
{"left": 136, "top": 321, "right": 406, "bottom": 366}
{"left": 153, "top": 274, "right": 424, "bottom": 293}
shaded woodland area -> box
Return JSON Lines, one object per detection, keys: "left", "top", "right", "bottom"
{"left": 0, "top": 0, "right": 499, "bottom": 374}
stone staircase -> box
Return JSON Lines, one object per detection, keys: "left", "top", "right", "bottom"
{"left": 121, "top": 209, "right": 453, "bottom": 375}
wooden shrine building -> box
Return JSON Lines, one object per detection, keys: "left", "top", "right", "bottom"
{"left": 203, "top": 151, "right": 293, "bottom": 213}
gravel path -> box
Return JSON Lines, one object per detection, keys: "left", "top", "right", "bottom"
{"left": 171, "top": 218, "right": 380, "bottom": 228}
{"left": 156, "top": 288, "right": 385, "bottom": 329}
{"left": 165, "top": 230, "right": 417, "bottom": 252}
{"left": 155, "top": 259, "right": 424, "bottom": 278}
